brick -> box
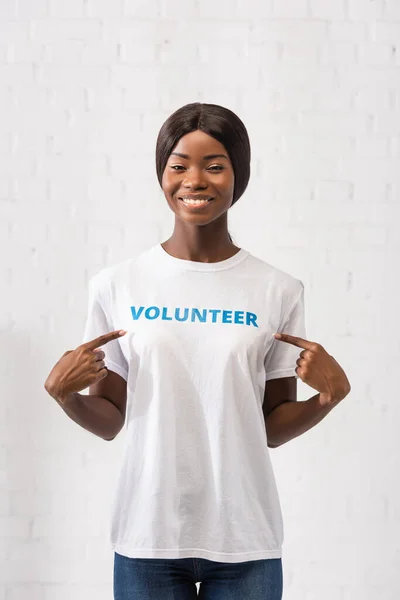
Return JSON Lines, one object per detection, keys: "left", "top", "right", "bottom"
{"left": 304, "top": 587, "right": 345, "bottom": 599}
{"left": 31, "top": 19, "right": 102, "bottom": 43}
{"left": 0, "top": 106, "right": 67, "bottom": 133}
{"left": 102, "top": 19, "right": 166, "bottom": 43}
{"left": 299, "top": 111, "right": 369, "bottom": 134}
{"left": 348, "top": 0, "right": 385, "bottom": 20}
{"left": 0, "top": 517, "right": 30, "bottom": 539}
{"left": 371, "top": 21, "right": 400, "bottom": 43}
{"left": 353, "top": 133, "right": 390, "bottom": 157}
{"left": 158, "top": 39, "right": 198, "bottom": 65}
{"left": 31, "top": 514, "right": 109, "bottom": 539}
{"left": 384, "top": 0, "right": 400, "bottom": 19}
{"left": 0, "top": 86, "right": 13, "bottom": 112}
{"left": 0, "top": 65, "right": 34, "bottom": 85}
{"left": 319, "top": 42, "right": 357, "bottom": 66}
{"left": 43, "top": 40, "right": 84, "bottom": 64}
{"left": 86, "top": 0, "right": 124, "bottom": 17}
{"left": 309, "top": 0, "right": 346, "bottom": 19}
{"left": 353, "top": 87, "right": 392, "bottom": 111}
{"left": 17, "top": 0, "right": 48, "bottom": 18}
{"left": 13, "top": 130, "right": 48, "bottom": 154}
{"left": 0, "top": 492, "right": 9, "bottom": 517}
{"left": 0, "top": 155, "right": 35, "bottom": 178}
{"left": 328, "top": 20, "right": 367, "bottom": 42}
{"left": 281, "top": 43, "right": 319, "bottom": 65}
{"left": 371, "top": 110, "right": 400, "bottom": 134}
{"left": 9, "top": 491, "right": 51, "bottom": 518}
{"left": 48, "top": 87, "right": 86, "bottom": 110}
{"left": 236, "top": 0, "right": 273, "bottom": 18}
{"left": 36, "top": 154, "right": 108, "bottom": 179}
{"left": 0, "top": 0, "right": 17, "bottom": 19}
{"left": 314, "top": 180, "right": 353, "bottom": 202}
{"left": 7, "top": 587, "right": 44, "bottom": 600}
{"left": 271, "top": 0, "right": 308, "bottom": 19}
{"left": 0, "top": 43, "right": 10, "bottom": 61}
{"left": 190, "top": 20, "right": 251, "bottom": 43}
{"left": 253, "top": 20, "right": 328, "bottom": 43}
{"left": 37, "top": 64, "right": 109, "bottom": 87}
{"left": 81, "top": 41, "right": 119, "bottom": 64}
{"left": 85, "top": 87, "right": 123, "bottom": 111}
{"left": 351, "top": 224, "right": 388, "bottom": 245}
{"left": 48, "top": 0, "right": 85, "bottom": 18}
{"left": 198, "top": 0, "right": 247, "bottom": 19}
{"left": 119, "top": 40, "right": 157, "bottom": 64}
{"left": 203, "top": 40, "right": 260, "bottom": 63}
{"left": 313, "top": 87, "right": 354, "bottom": 110}
{"left": 0, "top": 21, "right": 29, "bottom": 43}
{"left": 9, "top": 41, "right": 46, "bottom": 63}
{"left": 356, "top": 42, "right": 396, "bottom": 66}
{"left": 43, "top": 584, "right": 113, "bottom": 600}
{"left": 340, "top": 155, "right": 398, "bottom": 181}
{"left": 125, "top": 0, "right": 160, "bottom": 18}
{"left": 0, "top": 132, "right": 11, "bottom": 153}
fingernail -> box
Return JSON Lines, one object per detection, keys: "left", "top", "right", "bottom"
{"left": 119, "top": 330, "right": 127, "bottom": 335}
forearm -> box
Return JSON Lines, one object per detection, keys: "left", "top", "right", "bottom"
{"left": 48, "top": 391, "right": 124, "bottom": 441}
{"left": 266, "top": 393, "right": 338, "bottom": 448}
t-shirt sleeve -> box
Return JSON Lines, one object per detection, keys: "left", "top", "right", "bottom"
{"left": 264, "top": 281, "right": 307, "bottom": 382}
{"left": 81, "top": 273, "right": 129, "bottom": 383}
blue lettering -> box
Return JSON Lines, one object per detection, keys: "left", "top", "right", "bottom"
{"left": 222, "top": 310, "right": 233, "bottom": 323}
{"left": 145, "top": 306, "right": 160, "bottom": 320}
{"left": 246, "top": 312, "right": 258, "bottom": 328}
{"left": 129, "top": 305, "right": 258, "bottom": 326}
{"left": 175, "top": 308, "right": 189, "bottom": 322}
{"left": 191, "top": 308, "right": 207, "bottom": 323}
{"left": 130, "top": 306, "right": 144, "bottom": 320}
{"left": 234, "top": 311, "right": 244, "bottom": 324}
{"left": 161, "top": 307, "right": 173, "bottom": 320}
{"left": 209, "top": 309, "right": 221, "bottom": 323}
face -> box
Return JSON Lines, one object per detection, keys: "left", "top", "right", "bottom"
{"left": 161, "top": 129, "right": 235, "bottom": 226}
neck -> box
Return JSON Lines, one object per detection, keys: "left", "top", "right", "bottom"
{"left": 161, "top": 222, "right": 239, "bottom": 263}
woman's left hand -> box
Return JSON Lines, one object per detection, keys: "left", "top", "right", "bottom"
{"left": 273, "top": 333, "right": 351, "bottom": 407}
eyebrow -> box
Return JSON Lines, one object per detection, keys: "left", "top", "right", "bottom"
{"left": 170, "top": 152, "right": 229, "bottom": 160}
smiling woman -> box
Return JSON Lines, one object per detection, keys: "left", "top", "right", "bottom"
{"left": 45, "top": 101, "right": 326, "bottom": 600}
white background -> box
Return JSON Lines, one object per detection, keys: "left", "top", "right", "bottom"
{"left": 1, "top": 0, "right": 399, "bottom": 598}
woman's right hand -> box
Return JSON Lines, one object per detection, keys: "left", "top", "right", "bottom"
{"left": 44, "top": 330, "right": 127, "bottom": 404}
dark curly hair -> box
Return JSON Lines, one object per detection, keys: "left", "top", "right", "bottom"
{"left": 155, "top": 102, "right": 251, "bottom": 241}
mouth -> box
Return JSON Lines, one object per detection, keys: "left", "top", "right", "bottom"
{"left": 178, "top": 196, "right": 213, "bottom": 209}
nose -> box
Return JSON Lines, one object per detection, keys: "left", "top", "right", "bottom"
{"left": 182, "top": 167, "right": 207, "bottom": 190}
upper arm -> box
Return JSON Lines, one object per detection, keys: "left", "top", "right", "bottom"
{"left": 262, "top": 376, "right": 297, "bottom": 421}
{"left": 89, "top": 369, "right": 127, "bottom": 434}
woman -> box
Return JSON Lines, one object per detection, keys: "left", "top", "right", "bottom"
{"left": 44, "top": 102, "right": 351, "bottom": 599}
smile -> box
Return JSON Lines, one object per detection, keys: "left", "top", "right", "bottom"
{"left": 179, "top": 196, "right": 213, "bottom": 208}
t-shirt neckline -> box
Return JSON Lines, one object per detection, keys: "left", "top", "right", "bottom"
{"left": 154, "top": 243, "right": 249, "bottom": 272}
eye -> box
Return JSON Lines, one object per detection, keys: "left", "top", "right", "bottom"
{"left": 169, "top": 164, "right": 223, "bottom": 172}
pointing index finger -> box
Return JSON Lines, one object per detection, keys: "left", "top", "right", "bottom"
{"left": 84, "top": 330, "right": 127, "bottom": 350}
{"left": 273, "top": 333, "right": 313, "bottom": 349}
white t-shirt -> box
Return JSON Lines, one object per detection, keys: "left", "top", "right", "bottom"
{"left": 82, "top": 243, "right": 306, "bottom": 563}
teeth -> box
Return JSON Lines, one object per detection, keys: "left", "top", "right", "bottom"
{"left": 181, "top": 198, "right": 210, "bottom": 204}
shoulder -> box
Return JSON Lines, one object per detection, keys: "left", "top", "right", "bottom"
{"left": 245, "top": 251, "right": 304, "bottom": 296}
{"left": 88, "top": 246, "right": 153, "bottom": 297}
{"left": 243, "top": 251, "right": 304, "bottom": 324}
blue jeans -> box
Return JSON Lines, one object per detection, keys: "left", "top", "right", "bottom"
{"left": 114, "top": 553, "right": 283, "bottom": 599}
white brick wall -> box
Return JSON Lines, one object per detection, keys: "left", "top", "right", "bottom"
{"left": 1, "top": 0, "right": 399, "bottom": 598}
